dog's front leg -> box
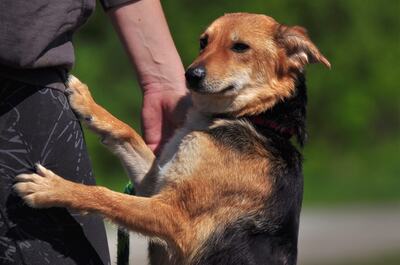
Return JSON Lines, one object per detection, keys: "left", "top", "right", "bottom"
{"left": 66, "top": 76, "right": 155, "bottom": 187}
{"left": 13, "top": 164, "right": 187, "bottom": 249}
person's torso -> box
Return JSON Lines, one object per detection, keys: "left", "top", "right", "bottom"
{"left": 0, "top": 0, "right": 95, "bottom": 70}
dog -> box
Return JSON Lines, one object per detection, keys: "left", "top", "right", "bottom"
{"left": 14, "top": 13, "right": 330, "bottom": 265}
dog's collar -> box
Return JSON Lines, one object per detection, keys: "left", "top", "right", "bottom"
{"left": 246, "top": 115, "right": 296, "bottom": 139}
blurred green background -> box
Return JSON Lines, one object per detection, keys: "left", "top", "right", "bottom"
{"left": 73, "top": 0, "right": 399, "bottom": 206}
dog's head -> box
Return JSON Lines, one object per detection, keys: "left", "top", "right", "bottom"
{"left": 186, "top": 13, "right": 330, "bottom": 116}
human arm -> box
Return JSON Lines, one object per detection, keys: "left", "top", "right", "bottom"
{"left": 106, "top": 0, "right": 189, "bottom": 153}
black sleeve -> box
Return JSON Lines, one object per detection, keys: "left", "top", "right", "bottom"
{"left": 99, "top": 0, "right": 134, "bottom": 11}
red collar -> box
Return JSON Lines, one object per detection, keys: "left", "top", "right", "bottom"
{"left": 247, "top": 115, "right": 296, "bottom": 139}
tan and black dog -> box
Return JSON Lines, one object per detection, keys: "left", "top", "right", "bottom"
{"left": 14, "top": 13, "right": 329, "bottom": 265}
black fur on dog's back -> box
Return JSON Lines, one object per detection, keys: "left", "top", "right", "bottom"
{"left": 192, "top": 75, "right": 306, "bottom": 265}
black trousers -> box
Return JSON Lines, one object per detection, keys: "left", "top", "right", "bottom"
{"left": 0, "top": 78, "right": 110, "bottom": 265}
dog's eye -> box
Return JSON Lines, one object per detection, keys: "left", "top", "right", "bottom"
{"left": 200, "top": 37, "right": 208, "bottom": 51}
{"left": 231, "top": 42, "right": 250, "bottom": 53}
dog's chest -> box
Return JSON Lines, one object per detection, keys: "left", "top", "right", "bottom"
{"left": 154, "top": 112, "right": 211, "bottom": 189}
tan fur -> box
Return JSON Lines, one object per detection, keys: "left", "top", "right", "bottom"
{"left": 14, "top": 13, "right": 329, "bottom": 264}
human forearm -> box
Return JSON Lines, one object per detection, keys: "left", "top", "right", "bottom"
{"left": 107, "top": 0, "right": 186, "bottom": 92}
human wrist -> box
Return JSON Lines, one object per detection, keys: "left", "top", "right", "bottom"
{"left": 140, "top": 77, "right": 188, "bottom": 95}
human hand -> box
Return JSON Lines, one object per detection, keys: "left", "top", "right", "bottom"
{"left": 141, "top": 84, "right": 190, "bottom": 154}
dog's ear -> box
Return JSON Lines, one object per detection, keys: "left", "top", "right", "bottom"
{"left": 275, "top": 25, "right": 331, "bottom": 70}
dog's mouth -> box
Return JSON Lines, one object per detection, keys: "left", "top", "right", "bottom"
{"left": 191, "top": 84, "right": 236, "bottom": 95}
{"left": 218, "top": 85, "right": 236, "bottom": 94}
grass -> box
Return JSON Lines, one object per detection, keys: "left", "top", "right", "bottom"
{"left": 303, "top": 137, "right": 400, "bottom": 205}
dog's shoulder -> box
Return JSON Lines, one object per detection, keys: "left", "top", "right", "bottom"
{"left": 206, "top": 118, "right": 267, "bottom": 156}
{"left": 206, "top": 117, "right": 301, "bottom": 165}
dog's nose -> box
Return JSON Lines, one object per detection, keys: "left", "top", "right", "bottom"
{"left": 185, "top": 66, "right": 206, "bottom": 89}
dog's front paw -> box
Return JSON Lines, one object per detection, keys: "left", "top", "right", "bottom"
{"left": 13, "top": 164, "right": 69, "bottom": 208}
{"left": 66, "top": 75, "right": 96, "bottom": 123}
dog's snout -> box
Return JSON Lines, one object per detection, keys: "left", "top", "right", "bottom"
{"left": 185, "top": 66, "right": 206, "bottom": 89}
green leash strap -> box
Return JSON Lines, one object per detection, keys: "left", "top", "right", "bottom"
{"left": 123, "top": 182, "right": 135, "bottom": 195}
{"left": 117, "top": 228, "right": 129, "bottom": 265}
{"left": 117, "top": 182, "right": 135, "bottom": 265}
